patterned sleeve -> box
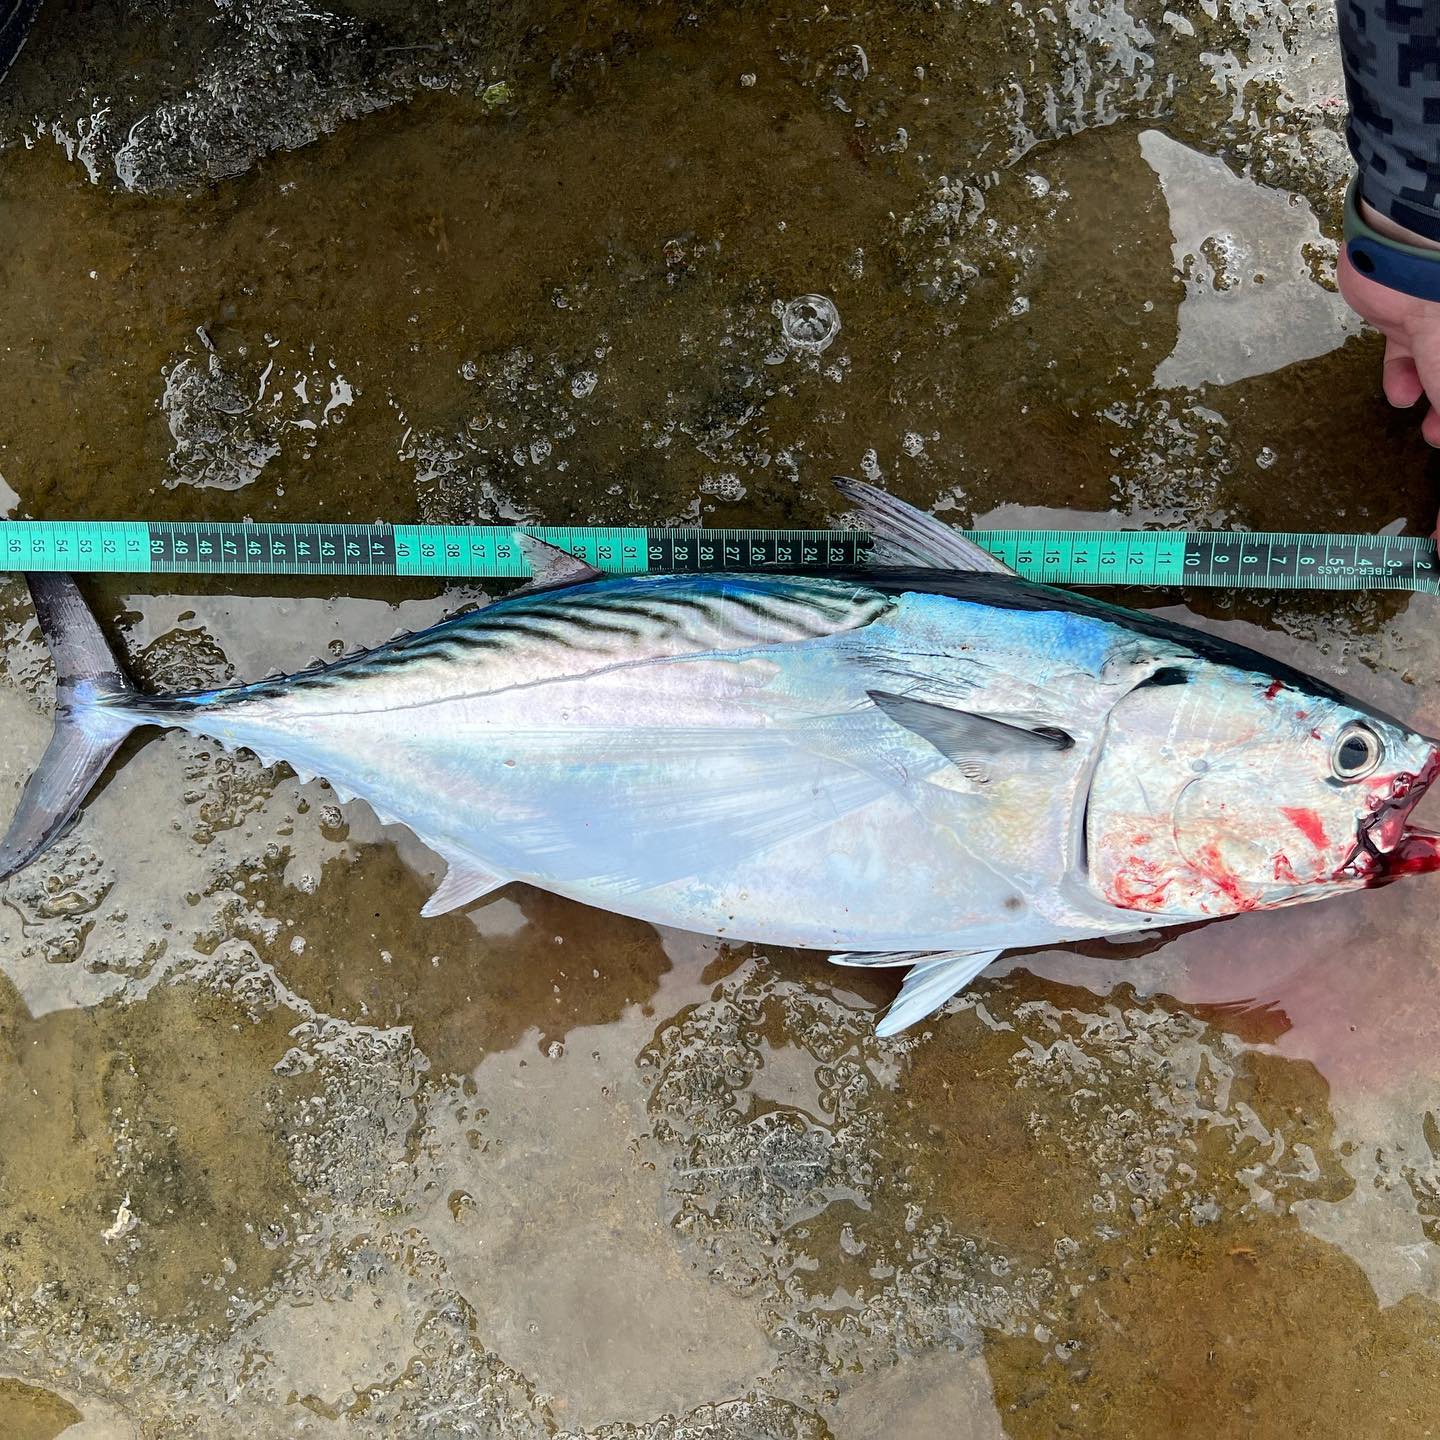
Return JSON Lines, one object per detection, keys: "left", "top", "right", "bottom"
{"left": 1339, "top": 0, "right": 1440, "bottom": 242}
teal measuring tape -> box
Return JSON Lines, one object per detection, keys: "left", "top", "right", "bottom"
{"left": 0, "top": 520, "right": 1436, "bottom": 593}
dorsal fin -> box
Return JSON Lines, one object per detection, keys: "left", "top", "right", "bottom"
{"left": 512, "top": 532, "right": 604, "bottom": 592}
{"left": 834, "top": 476, "right": 1016, "bottom": 575}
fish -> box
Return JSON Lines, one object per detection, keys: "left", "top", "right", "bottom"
{"left": 2, "top": 480, "right": 1438, "bottom": 1035}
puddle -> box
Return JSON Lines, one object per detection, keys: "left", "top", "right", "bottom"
{"left": 0, "top": 0, "right": 1438, "bottom": 1435}
{"left": 0, "top": 1379, "right": 82, "bottom": 1440}
{"left": 417, "top": 939, "right": 773, "bottom": 1429}
{"left": 1142, "top": 128, "right": 1361, "bottom": 388}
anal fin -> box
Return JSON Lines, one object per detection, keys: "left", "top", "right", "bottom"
{"left": 875, "top": 950, "right": 1002, "bottom": 1037}
{"left": 420, "top": 854, "right": 509, "bottom": 917}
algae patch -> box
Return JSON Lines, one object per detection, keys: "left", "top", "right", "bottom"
{"left": 0, "top": 974, "right": 309, "bottom": 1331}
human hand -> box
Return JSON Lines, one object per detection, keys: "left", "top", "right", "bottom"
{"left": 1337, "top": 200, "right": 1440, "bottom": 448}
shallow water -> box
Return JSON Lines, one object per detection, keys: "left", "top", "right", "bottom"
{"left": 0, "top": 0, "right": 1439, "bottom": 1435}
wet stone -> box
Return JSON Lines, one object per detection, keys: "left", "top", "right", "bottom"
{"left": 229, "top": 840, "right": 675, "bottom": 1074}
{"left": 0, "top": 974, "right": 311, "bottom": 1333}
{"left": 573, "top": 1393, "right": 834, "bottom": 1440}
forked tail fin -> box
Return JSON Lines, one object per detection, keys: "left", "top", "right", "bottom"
{"left": 0, "top": 575, "right": 146, "bottom": 881}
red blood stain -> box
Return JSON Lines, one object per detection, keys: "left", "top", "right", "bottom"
{"left": 1272, "top": 853, "right": 1297, "bottom": 883}
{"left": 1280, "top": 806, "right": 1329, "bottom": 851}
{"left": 1105, "top": 853, "right": 1173, "bottom": 911}
{"left": 1193, "top": 843, "right": 1257, "bottom": 911}
{"left": 1109, "top": 843, "right": 1264, "bottom": 914}
{"left": 1017, "top": 745, "right": 1440, "bottom": 1101}
{"left": 1264, "top": 679, "right": 1283, "bottom": 701}
{"left": 1375, "top": 829, "right": 1440, "bottom": 878}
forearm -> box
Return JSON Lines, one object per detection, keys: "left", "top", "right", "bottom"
{"left": 1339, "top": 0, "right": 1440, "bottom": 242}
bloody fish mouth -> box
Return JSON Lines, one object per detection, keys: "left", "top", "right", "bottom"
{"left": 1341, "top": 751, "right": 1440, "bottom": 884}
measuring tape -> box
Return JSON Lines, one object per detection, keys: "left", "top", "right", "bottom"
{"left": 0, "top": 520, "right": 1435, "bottom": 593}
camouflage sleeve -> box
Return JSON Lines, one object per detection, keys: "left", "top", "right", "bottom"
{"left": 1339, "top": 0, "right": 1440, "bottom": 242}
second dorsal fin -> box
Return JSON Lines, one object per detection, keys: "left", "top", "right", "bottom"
{"left": 512, "top": 532, "right": 605, "bottom": 592}
{"left": 834, "top": 476, "right": 1016, "bottom": 575}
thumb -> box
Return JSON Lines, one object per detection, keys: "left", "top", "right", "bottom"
{"left": 1383, "top": 336, "right": 1424, "bottom": 408}
{"left": 1410, "top": 328, "right": 1440, "bottom": 447}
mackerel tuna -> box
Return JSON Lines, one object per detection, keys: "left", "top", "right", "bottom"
{"left": 3, "top": 481, "right": 1438, "bottom": 1034}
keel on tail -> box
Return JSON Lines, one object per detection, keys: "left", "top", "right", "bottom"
{"left": 0, "top": 575, "right": 145, "bottom": 880}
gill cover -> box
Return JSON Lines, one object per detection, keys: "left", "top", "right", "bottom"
{"left": 1085, "top": 665, "right": 1439, "bottom": 916}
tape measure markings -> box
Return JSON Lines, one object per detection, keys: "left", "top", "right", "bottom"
{"left": 0, "top": 520, "right": 1435, "bottom": 593}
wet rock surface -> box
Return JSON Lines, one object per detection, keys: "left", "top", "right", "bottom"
{"left": 0, "top": 0, "right": 1439, "bottom": 1435}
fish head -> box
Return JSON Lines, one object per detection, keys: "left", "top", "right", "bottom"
{"left": 1084, "top": 663, "right": 1440, "bottom": 917}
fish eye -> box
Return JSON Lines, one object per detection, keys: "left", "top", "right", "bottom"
{"left": 1332, "top": 722, "right": 1383, "bottom": 781}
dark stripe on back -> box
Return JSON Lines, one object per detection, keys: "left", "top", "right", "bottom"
{"left": 149, "top": 573, "right": 892, "bottom": 713}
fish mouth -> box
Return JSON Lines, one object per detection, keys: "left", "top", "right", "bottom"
{"left": 1340, "top": 750, "right": 1440, "bottom": 884}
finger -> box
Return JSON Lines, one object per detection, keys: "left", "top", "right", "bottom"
{"left": 1409, "top": 331, "right": 1440, "bottom": 446}
{"left": 1383, "top": 339, "right": 1424, "bottom": 408}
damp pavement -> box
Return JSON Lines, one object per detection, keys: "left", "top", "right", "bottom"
{"left": 0, "top": 1, "right": 1438, "bottom": 1435}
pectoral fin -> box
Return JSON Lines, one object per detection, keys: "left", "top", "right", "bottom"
{"left": 875, "top": 950, "right": 1003, "bottom": 1037}
{"left": 868, "top": 690, "right": 1072, "bottom": 771}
